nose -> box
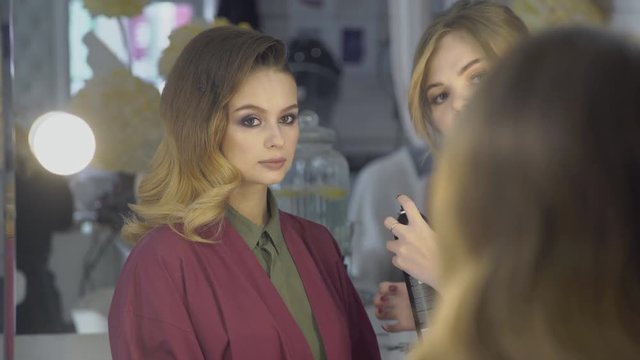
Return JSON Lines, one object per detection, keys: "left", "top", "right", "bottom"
{"left": 453, "top": 82, "right": 477, "bottom": 114}
{"left": 452, "top": 90, "right": 470, "bottom": 113}
{"left": 265, "top": 123, "right": 284, "bottom": 148}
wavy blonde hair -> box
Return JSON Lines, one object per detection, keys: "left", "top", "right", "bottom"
{"left": 413, "top": 27, "right": 640, "bottom": 360}
{"left": 409, "top": 0, "right": 528, "bottom": 149}
{"left": 122, "top": 27, "right": 289, "bottom": 243}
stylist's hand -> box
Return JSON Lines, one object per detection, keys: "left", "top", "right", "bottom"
{"left": 384, "top": 194, "right": 439, "bottom": 289}
{"left": 373, "top": 281, "right": 415, "bottom": 332}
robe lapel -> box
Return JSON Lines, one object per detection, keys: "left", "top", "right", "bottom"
{"left": 280, "top": 214, "right": 352, "bottom": 359}
{"left": 218, "top": 219, "right": 313, "bottom": 359}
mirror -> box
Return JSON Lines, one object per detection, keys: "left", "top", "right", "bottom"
{"left": 1, "top": 0, "right": 15, "bottom": 358}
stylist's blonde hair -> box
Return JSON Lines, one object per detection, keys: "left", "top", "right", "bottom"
{"left": 409, "top": 0, "right": 527, "bottom": 149}
{"left": 122, "top": 27, "right": 290, "bottom": 243}
{"left": 414, "top": 27, "right": 640, "bottom": 360}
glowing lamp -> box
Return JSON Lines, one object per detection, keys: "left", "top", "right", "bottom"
{"left": 28, "top": 111, "right": 95, "bottom": 175}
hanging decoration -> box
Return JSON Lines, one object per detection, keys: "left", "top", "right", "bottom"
{"left": 158, "top": 17, "right": 251, "bottom": 78}
{"left": 511, "top": 0, "right": 611, "bottom": 31}
{"left": 82, "top": 0, "right": 150, "bottom": 18}
{"left": 69, "top": 68, "right": 162, "bottom": 174}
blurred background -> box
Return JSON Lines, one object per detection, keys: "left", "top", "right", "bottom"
{"left": 1, "top": 0, "right": 638, "bottom": 359}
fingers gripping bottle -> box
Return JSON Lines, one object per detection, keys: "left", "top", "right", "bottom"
{"left": 395, "top": 207, "right": 435, "bottom": 336}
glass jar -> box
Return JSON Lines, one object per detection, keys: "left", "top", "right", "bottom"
{"left": 272, "top": 110, "right": 351, "bottom": 259}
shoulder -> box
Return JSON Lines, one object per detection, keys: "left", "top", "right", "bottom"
{"left": 125, "top": 226, "right": 202, "bottom": 271}
{"left": 351, "top": 147, "right": 417, "bottom": 197}
{"left": 355, "top": 148, "right": 411, "bottom": 178}
{"left": 279, "top": 211, "right": 332, "bottom": 237}
{"left": 278, "top": 210, "right": 345, "bottom": 270}
{"left": 135, "top": 225, "right": 190, "bottom": 252}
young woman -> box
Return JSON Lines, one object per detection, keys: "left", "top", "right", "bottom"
{"left": 108, "top": 27, "right": 379, "bottom": 360}
{"left": 374, "top": 0, "right": 528, "bottom": 332}
{"left": 413, "top": 26, "right": 640, "bottom": 360}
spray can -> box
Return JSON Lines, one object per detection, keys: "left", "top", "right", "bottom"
{"left": 395, "top": 207, "right": 435, "bottom": 336}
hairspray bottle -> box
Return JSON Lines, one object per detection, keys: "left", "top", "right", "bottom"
{"left": 396, "top": 207, "right": 435, "bottom": 336}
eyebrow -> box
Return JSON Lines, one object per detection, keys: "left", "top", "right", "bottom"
{"left": 458, "top": 58, "right": 481, "bottom": 76}
{"left": 424, "top": 58, "right": 483, "bottom": 93}
{"left": 232, "top": 103, "right": 299, "bottom": 113}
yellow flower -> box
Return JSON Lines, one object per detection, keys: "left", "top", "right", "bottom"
{"left": 512, "top": 0, "right": 608, "bottom": 32}
{"left": 70, "top": 68, "right": 163, "bottom": 174}
{"left": 158, "top": 17, "right": 251, "bottom": 78}
{"left": 83, "top": 0, "right": 149, "bottom": 18}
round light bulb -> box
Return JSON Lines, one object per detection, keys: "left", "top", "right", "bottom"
{"left": 28, "top": 111, "right": 96, "bottom": 176}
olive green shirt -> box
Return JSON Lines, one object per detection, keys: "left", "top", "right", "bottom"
{"left": 226, "top": 191, "right": 325, "bottom": 360}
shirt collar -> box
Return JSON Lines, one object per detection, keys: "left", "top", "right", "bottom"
{"left": 226, "top": 188, "right": 282, "bottom": 254}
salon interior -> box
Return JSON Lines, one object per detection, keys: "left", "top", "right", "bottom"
{"left": 0, "top": 0, "right": 637, "bottom": 359}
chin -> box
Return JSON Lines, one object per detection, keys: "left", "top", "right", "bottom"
{"left": 245, "top": 166, "right": 290, "bottom": 186}
{"left": 266, "top": 175, "right": 286, "bottom": 185}
{"left": 247, "top": 175, "right": 286, "bottom": 187}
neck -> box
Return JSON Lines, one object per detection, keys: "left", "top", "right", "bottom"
{"left": 228, "top": 184, "right": 269, "bottom": 226}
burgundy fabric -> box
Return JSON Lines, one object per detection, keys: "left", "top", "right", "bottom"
{"left": 108, "top": 211, "right": 380, "bottom": 360}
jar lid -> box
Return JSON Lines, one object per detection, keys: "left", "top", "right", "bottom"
{"left": 298, "top": 110, "right": 336, "bottom": 143}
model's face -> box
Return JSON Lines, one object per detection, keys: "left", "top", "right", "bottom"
{"left": 222, "top": 68, "right": 299, "bottom": 188}
{"left": 425, "top": 30, "right": 489, "bottom": 136}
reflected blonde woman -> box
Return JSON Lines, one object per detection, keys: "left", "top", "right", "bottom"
{"left": 375, "top": 0, "right": 528, "bottom": 332}
{"left": 415, "top": 26, "right": 640, "bottom": 360}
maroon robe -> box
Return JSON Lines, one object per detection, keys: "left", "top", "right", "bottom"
{"left": 108, "top": 211, "right": 380, "bottom": 359}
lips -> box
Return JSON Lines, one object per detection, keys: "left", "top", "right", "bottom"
{"left": 260, "top": 157, "right": 286, "bottom": 164}
{"left": 259, "top": 157, "right": 286, "bottom": 170}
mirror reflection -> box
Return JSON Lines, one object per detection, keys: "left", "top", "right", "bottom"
{"left": 8, "top": 1, "right": 630, "bottom": 359}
